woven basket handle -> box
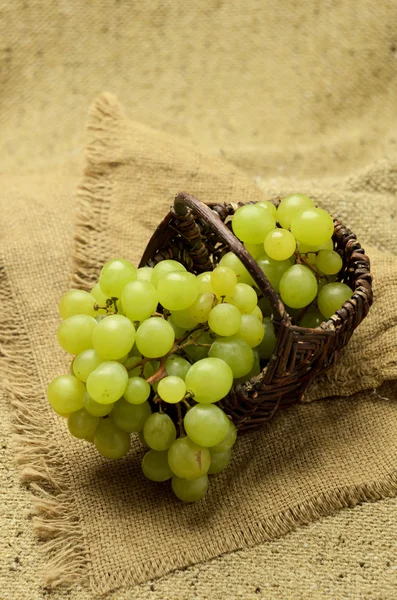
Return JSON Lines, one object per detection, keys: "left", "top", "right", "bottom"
{"left": 174, "top": 192, "right": 286, "bottom": 322}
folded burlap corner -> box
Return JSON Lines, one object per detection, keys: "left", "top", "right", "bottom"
{"left": 2, "top": 93, "right": 397, "bottom": 595}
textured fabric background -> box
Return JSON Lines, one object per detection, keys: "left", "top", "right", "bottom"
{"left": 1, "top": 1, "right": 397, "bottom": 599}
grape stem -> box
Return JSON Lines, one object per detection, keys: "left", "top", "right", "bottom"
{"left": 176, "top": 402, "right": 185, "bottom": 437}
{"left": 146, "top": 358, "right": 166, "bottom": 385}
{"left": 295, "top": 251, "right": 324, "bottom": 280}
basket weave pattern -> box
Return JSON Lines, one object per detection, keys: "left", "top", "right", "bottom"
{"left": 140, "top": 193, "right": 373, "bottom": 432}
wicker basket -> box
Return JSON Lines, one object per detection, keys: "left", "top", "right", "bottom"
{"left": 139, "top": 192, "right": 373, "bottom": 432}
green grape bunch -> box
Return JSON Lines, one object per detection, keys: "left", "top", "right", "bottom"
{"left": 48, "top": 194, "right": 352, "bottom": 502}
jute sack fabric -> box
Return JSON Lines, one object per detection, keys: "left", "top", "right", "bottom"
{"left": 2, "top": 92, "right": 397, "bottom": 596}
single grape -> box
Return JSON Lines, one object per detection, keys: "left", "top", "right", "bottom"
{"left": 68, "top": 408, "right": 100, "bottom": 440}
{"left": 158, "top": 271, "right": 199, "bottom": 311}
{"left": 298, "top": 306, "right": 324, "bottom": 328}
{"left": 136, "top": 266, "right": 154, "bottom": 283}
{"left": 298, "top": 238, "right": 334, "bottom": 254}
{"left": 237, "top": 314, "right": 265, "bottom": 347}
{"left": 171, "top": 475, "right": 209, "bottom": 502}
{"left": 123, "top": 376, "right": 150, "bottom": 404}
{"left": 244, "top": 243, "right": 264, "bottom": 259}
{"left": 59, "top": 289, "right": 96, "bottom": 319}
{"left": 210, "top": 266, "right": 237, "bottom": 297}
{"left": 141, "top": 449, "right": 173, "bottom": 482}
{"left": 138, "top": 430, "right": 149, "bottom": 448}
{"left": 208, "top": 448, "right": 232, "bottom": 474}
{"left": 184, "top": 404, "right": 230, "bottom": 447}
{"left": 83, "top": 392, "right": 114, "bottom": 416}
{"left": 94, "top": 418, "right": 130, "bottom": 459}
{"left": 279, "top": 265, "right": 318, "bottom": 309}
{"left": 157, "top": 376, "right": 187, "bottom": 404}
{"left": 169, "top": 310, "right": 198, "bottom": 331}
{"left": 99, "top": 258, "right": 137, "bottom": 298}
{"left": 57, "top": 315, "right": 97, "bottom": 355}
{"left": 168, "top": 437, "right": 210, "bottom": 480}
{"left": 210, "top": 419, "right": 237, "bottom": 452}
{"left": 176, "top": 292, "right": 214, "bottom": 325}
{"left": 264, "top": 228, "right": 296, "bottom": 261}
{"left": 91, "top": 282, "right": 109, "bottom": 309}
{"left": 257, "top": 317, "right": 277, "bottom": 359}
{"left": 165, "top": 355, "right": 191, "bottom": 380}
{"left": 234, "top": 348, "right": 261, "bottom": 384}
{"left": 135, "top": 317, "right": 175, "bottom": 358}
{"left": 196, "top": 271, "right": 213, "bottom": 294}
{"left": 316, "top": 250, "right": 343, "bottom": 275}
{"left": 318, "top": 282, "right": 353, "bottom": 319}
{"left": 232, "top": 204, "right": 276, "bottom": 244}
{"left": 208, "top": 303, "right": 241, "bottom": 337}
{"left": 112, "top": 398, "right": 152, "bottom": 433}
{"left": 291, "top": 208, "right": 334, "bottom": 247}
{"left": 143, "top": 412, "right": 176, "bottom": 450}
{"left": 86, "top": 361, "right": 128, "bottom": 404}
{"left": 92, "top": 314, "right": 136, "bottom": 360}
{"left": 225, "top": 283, "right": 258, "bottom": 314}
{"left": 250, "top": 305, "right": 263, "bottom": 321}
{"left": 123, "top": 355, "right": 141, "bottom": 372}
{"left": 167, "top": 315, "right": 187, "bottom": 338}
{"left": 121, "top": 280, "right": 158, "bottom": 322}
{"left": 209, "top": 336, "right": 254, "bottom": 378}
{"left": 219, "top": 252, "right": 254, "bottom": 286}
{"left": 72, "top": 349, "right": 103, "bottom": 382}
{"left": 185, "top": 357, "right": 233, "bottom": 404}
{"left": 256, "top": 253, "right": 294, "bottom": 294}
{"left": 184, "top": 330, "right": 215, "bottom": 362}
{"left": 257, "top": 295, "right": 273, "bottom": 317}
{"left": 151, "top": 259, "right": 186, "bottom": 288}
{"left": 276, "top": 194, "right": 315, "bottom": 229}
{"left": 47, "top": 374, "right": 85, "bottom": 414}
{"left": 257, "top": 200, "right": 277, "bottom": 219}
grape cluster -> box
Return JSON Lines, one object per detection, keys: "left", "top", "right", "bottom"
{"left": 48, "top": 194, "right": 352, "bottom": 502}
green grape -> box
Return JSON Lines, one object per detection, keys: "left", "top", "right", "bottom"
{"left": 123, "top": 376, "right": 150, "bottom": 404}
{"left": 57, "top": 315, "right": 97, "bottom": 355}
{"left": 121, "top": 280, "right": 158, "bottom": 322}
{"left": 157, "top": 271, "right": 198, "bottom": 311}
{"left": 184, "top": 330, "right": 214, "bottom": 362}
{"left": 196, "top": 271, "right": 213, "bottom": 294}
{"left": 143, "top": 412, "right": 176, "bottom": 450}
{"left": 276, "top": 194, "right": 315, "bottom": 229}
{"left": 138, "top": 430, "right": 150, "bottom": 448}
{"left": 225, "top": 283, "right": 258, "bottom": 314}
{"left": 210, "top": 419, "right": 237, "bottom": 452}
{"left": 285, "top": 305, "right": 301, "bottom": 322}
{"left": 244, "top": 243, "right": 264, "bottom": 259}
{"left": 210, "top": 266, "right": 237, "bottom": 297}
{"left": 135, "top": 317, "right": 175, "bottom": 358}
{"left": 256, "top": 253, "right": 294, "bottom": 293}
{"left": 67, "top": 408, "right": 100, "bottom": 440}
{"left": 123, "top": 355, "right": 141, "bottom": 371}
{"left": 208, "top": 448, "right": 232, "bottom": 474}
{"left": 168, "top": 437, "right": 210, "bottom": 480}
{"left": 257, "top": 295, "right": 273, "bottom": 317}
{"left": 86, "top": 361, "right": 128, "bottom": 404}
{"left": 92, "top": 314, "right": 136, "bottom": 360}
{"left": 142, "top": 449, "right": 173, "bottom": 482}
{"left": 137, "top": 266, "right": 154, "bottom": 283}
{"left": 298, "top": 306, "right": 324, "bottom": 328}
{"left": 166, "top": 315, "right": 187, "bottom": 338}
{"left": 165, "top": 355, "right": 191, "bottom": 380}
{"left": 257, "top": 200, "right": 277, "bottom": 219}
{"left": 219, "top": 252, "right": 254, "bottom": 286}
{"left": 250, "top": 305, "right": 263, "bottom": 321}
{"left": 157, "top": 376, "right": 187, "bottom": 404}
{"left": 232, "top": 204, "right": 276, "bottom": 244}
{"left": 151, "top": 259, "right": 186, "bottom": 288}
{"left": 59, "top": 289, "right": 96, "bottom": 319}
{"left": 47, "top": 374, "right": 85, "bottom": 414}
{"left": 279, "top": 265, "right": 318, "bottom": 309}
{"left": 264, "top": 228, "right": 296, "bottom": 261}
{"left": 298, "top": 238, "right": 334, "bottom": 254}
{"left": 185, "top": 357, "right": 233, "bottom": 404}
{"left": 318, "top": 282, "right": 353, "bottom": 319}
{"left": 180, "top": 292, "right": 214, "bottom": 324}
{"left": 99, "top": 258, "right": 137, "bottom": 298}
{"left": 208, "top": 303, "right": 241, "bottom": 336}
{"left": 184, "top": 404, "right": 229, "bottom": 447}
{"left": 257, "top": 317, "right": 277, "bottom": 359}
{"left": 94, "top": 418, "right": 130, "bottom": 459}
{"left": 72, "top": 349, "right": 103, "bottom": 382}
{"left": 91, "top": 282, "right": 109, "bottom": 308}
{"left": 83, "top": 392, "right": 114, "bottom": 416}
{"left": 171, "top": 475, "right": 209, "bottom": 502}
{"left": 169, "top": 310, "right": 198, "bottom": 331}
{"left": 112, "top": 398, "right": 152, "bottom": 433}
{"left": 234, "top": 348, "right": 261, "bottom": 384}
{"left": 316, "top": 250, "right": 343, "bottom": 275}
{"left": 209, "top": 335, "right": 254, "bottom": 378}
{"left": 291, "top": 208, "right": 334, "bottom": 247}
{"left": 237, "top": 314, "right": 265, "bottom": 347}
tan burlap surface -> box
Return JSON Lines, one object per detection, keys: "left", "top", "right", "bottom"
{"left": 1, "top": 2, "right": 397, "bottom": 599}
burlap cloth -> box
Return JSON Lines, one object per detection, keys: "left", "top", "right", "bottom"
{"left": 1, "top": 2, "right": 397, "bottom": 599}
